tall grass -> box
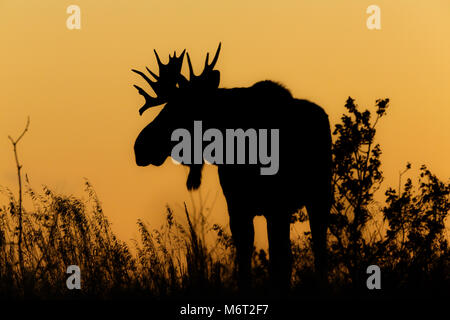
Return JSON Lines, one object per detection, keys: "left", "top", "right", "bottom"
{"left": 1, "top": 178, "right": 447, "bottom": 299}
{"left": 0, "top": 181, "right": 136, "bottom": 299}
{"left": 0, "top": 179, "right": 241, "bottom": 299}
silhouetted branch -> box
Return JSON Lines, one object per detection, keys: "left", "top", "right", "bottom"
{"left": 7, "top": 116, "right": 30, "bottom": 291}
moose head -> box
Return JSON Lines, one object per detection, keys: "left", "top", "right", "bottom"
{"left": 132, "top": 44, "right": 221, "bottom": 167}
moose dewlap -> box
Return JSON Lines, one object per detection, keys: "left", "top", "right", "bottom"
{"left": 171, "top": 120, "right": 279, "bottom": 175}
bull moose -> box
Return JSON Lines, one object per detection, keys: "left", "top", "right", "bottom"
{"left": 132, "top": 44, "right": 332, "bottom": 293}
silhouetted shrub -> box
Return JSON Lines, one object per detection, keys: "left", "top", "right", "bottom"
{"left": 325, "top": 97, "right": 449, "bottom": 295}
{"left": 381, "top": 165, "right": 450, "bottom": 294}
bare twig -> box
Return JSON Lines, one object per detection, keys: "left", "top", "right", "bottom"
{"left": 8, "top": 116, "right": 30, "bottom": 290}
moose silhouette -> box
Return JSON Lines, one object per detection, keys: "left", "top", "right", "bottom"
{"left": 132, "top": 44, "right": 332, "bottom": 293}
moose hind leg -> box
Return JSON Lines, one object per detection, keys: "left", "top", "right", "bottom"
{"left": 267, "top": 214, "right": 292, "bottom": 294}
{"left": 229, "top": 213, "right": 254, "bottom": 292}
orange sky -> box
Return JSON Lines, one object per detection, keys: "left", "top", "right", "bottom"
{"left": 1, "top": 0, "right": 449, "bottom": 247}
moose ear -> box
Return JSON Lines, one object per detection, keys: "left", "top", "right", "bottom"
{"left": 210, "top": 70, "right": 220, "bottom": 89}
{"left": 177, "top": 74, "right": 189, "bottom": 89}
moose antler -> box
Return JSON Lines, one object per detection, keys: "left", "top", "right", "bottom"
{"left": 132, "top": 49, "right": 185, "bottom": 115}
{"left": 186, "top": 43, "right": 221, "bottom": 87}
{"left": 132, "top": 43, "right": 221, "bottom": 115}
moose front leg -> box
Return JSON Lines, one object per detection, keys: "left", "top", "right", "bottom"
{"left": 229, "top": 212, "right": 254, "bottom": 292}
{"left": 266, "top": 214, "right": 292, "bottom": 294}
{"left": 186, "top": 164, "right": 203, "bottom": 190}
